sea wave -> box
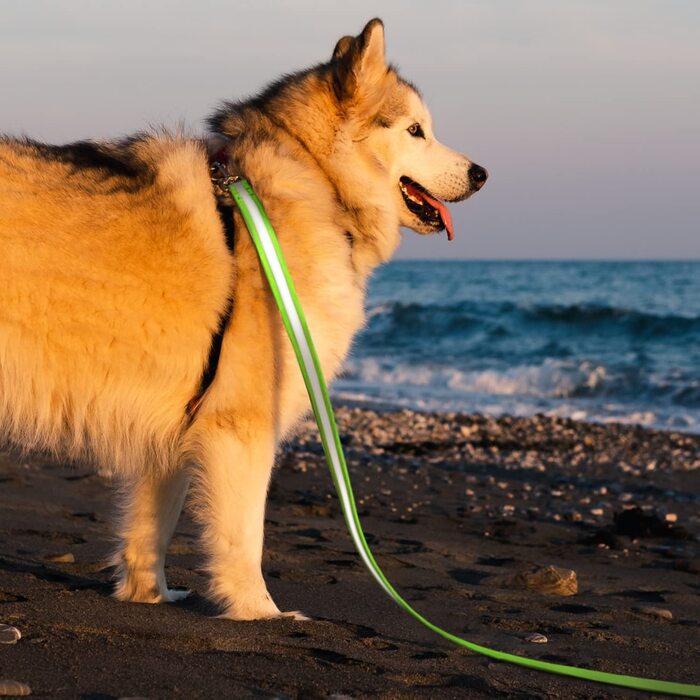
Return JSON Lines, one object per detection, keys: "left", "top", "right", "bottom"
{"left": 345, "top": 261, "right": 700, "bottom": 433}
{"left": 340, "top": 357, "right": 700, "bottom": 409}
{"left": 343, "top": 358, "right": 609, "bottom": 399}
{"left": 521, "top": 303, "right": 700, "bottom": 337}
{"left": 363, "top": 300, "right": 700, "bottom": 340}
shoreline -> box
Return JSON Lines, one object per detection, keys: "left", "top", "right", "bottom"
{"left": 331, "top": 395, "right": 700, "bottom": 436}
{"left": 1, "top": 408, "right": 698, "bottom": 698}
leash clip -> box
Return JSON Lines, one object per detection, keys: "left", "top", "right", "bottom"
{"left": 210, "top": 160, "right": 240, "bottom": 197}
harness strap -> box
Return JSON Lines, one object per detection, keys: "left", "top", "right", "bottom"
{"left": 185, "top": 154, "right": 237, "bottom": 419}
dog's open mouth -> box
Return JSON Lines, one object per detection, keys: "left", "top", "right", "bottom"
{"left": 399, "top": 176, "right": 454, "bottom": 240}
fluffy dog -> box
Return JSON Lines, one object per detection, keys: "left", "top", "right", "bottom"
{"left": 0, "top": 19, "right": 487, "bottom": 619}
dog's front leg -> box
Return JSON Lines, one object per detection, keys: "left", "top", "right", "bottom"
{"left": 193, "top": 425, "right": 303, "bottom": 620}
{"left": 113, "top": 468, "right": 191, "bottom": 604}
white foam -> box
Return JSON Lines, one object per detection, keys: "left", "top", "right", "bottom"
{"left": 345, "top": 358, "right": 608, "bottom": 399}
{"left": 334, "top": 358, "right": 700, "bottom": 433}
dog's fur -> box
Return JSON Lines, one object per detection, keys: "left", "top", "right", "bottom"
{"left": 0, "top": 19, "right": 485, "bottom": 619}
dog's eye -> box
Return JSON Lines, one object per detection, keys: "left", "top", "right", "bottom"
{"left": 407, "top": 123, "right": 425, "bottom": 138}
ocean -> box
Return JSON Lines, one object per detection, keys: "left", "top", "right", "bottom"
{"left": 332, "top": 261, "right": 700, "bottom": 433}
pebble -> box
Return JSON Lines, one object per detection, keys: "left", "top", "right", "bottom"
{"left": 673, "top": 559, "right": 700, "bottom": 574}
{"left": 0, "top": 680, "right": 31, "bottom": 696}
{"left": 634, "top": 606, "right": 673, "bottom": 621}
{"left": 0, "top": 624, "right": 21, "bottom": 644}
{"left": 44, "top": 552, "right": 75, "bottom": 563}
{"left": 525, "top": 632, "right": 548, "bottom": 644}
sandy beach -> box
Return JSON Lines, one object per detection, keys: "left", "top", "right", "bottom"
{"left": 1, "top": 407, "right": 698, "bottom": 698}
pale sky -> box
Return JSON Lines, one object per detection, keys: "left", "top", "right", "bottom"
{"left": 2, "top": 0, "right": 698, "bottom": 260}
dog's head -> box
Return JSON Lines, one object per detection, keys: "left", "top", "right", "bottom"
{"left": 330, "top": 19, "right": 487, "bottom": 240}
{"left": 209, "top": 19, "right": 486, "bottom": 246}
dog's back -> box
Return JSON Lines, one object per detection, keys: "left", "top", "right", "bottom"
{"left": 0, "top": 135, "right": 232, "bottom": 475}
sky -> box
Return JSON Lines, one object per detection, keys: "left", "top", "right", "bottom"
{"left": 1, "top": 0, "right": 699, "bottom": 260}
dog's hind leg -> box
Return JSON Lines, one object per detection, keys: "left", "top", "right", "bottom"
{"left": 191, "top": 424, "right": 304, "bottom": 621}
{"left": 112, "top": 468, "right": 191, "bottom": 604}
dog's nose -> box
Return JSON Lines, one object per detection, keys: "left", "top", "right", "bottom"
{"left": 469, "top": 163, "right": 488, "bottom": 190}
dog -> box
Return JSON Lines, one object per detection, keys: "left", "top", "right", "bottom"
{"left": 0, "top": 18, "right": 487, "bottom": 620}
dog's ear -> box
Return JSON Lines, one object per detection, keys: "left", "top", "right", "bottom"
{"left": 332, "top": 18, "right": 386, "bottom": 103}
{"left": 355, "top": 18, "right": 385, "bottom": 82}
{"left": 332, "top": 35, "right": 353, "bottom": 62}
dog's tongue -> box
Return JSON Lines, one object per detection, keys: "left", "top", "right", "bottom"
{"left": 405, "top": 182, "right": 454, "bottom": 241}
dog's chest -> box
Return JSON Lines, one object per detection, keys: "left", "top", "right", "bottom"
{"left": 275, "top": 264, "right": 365, "bottom": 434}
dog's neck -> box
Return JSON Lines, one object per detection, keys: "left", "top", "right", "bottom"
{"left": 207, "top": 94, "right": 401, "bottom": 279}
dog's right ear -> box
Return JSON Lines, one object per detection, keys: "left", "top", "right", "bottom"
{"left": 332, "top": 18, "right": 386, "bottom": 103}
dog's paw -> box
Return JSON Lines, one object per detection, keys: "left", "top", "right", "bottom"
{"left": 162, "top": 588, "right": 191, "bottom": 603}
{"left": 113, "top": 583, "right": 191, "bottom": 605}
{"left": 217, "top": 608, "right": 310, "bottom": 622}
{"left": 277, "top": 610, "right": 310, "bottom": 622}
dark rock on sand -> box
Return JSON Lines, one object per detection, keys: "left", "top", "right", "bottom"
{"left": 615, "top": 506, "right": 691, "bottom": 540}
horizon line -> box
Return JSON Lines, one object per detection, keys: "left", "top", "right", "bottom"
{"left": 391, "top": 258, "right": 700, "bottom": 263}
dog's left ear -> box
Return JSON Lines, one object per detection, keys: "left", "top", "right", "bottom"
{"left": 332, "top": 35, "right": 354, "bottom": 62}
{"left": 332, "top": 18, "right": 386, "bottom": 102}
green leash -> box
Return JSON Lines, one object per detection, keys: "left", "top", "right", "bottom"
{"left": 227, "top": 177, "right": 700, "bottom": 698}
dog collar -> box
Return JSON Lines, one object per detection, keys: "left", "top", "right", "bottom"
{"left": 185, "top": 153, "right": 239, "bottom": 419}
{"left": 209, "top": 148, "right": 239, "bottom": 196}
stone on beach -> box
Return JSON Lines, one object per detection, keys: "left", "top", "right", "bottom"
{"left": 615, "top": 507, "right": 689, "bottom": 540}
{"left": 0, "top": 680, "right": 31, "bottom": 696}
{"left": 634, "top": 607, "right": 673, "bottom": 621}
{"left": 44, "top": 552, "right": 75, "bottom": 563}
{"left": 491, "top": 565, "right": 578, "bottom": 596}
{"left": 0, "top": 624, "right": 21, "bottom": 644}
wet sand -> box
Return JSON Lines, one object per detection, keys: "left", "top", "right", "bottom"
{"left": 1, "top": 408, "right": 699, "bottom": 698}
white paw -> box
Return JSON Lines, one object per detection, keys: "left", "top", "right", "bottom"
{"left": 162, "top": 588, "right": 191, "bottom": 603}
{"left": 277, "top": 610, "right": 310, "bottom": 622}
{"left": 218, "top": 608, "right": 310, "bottom": 622}
{"left": 113, "top": 582, "right": 191, "bottom": 605}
